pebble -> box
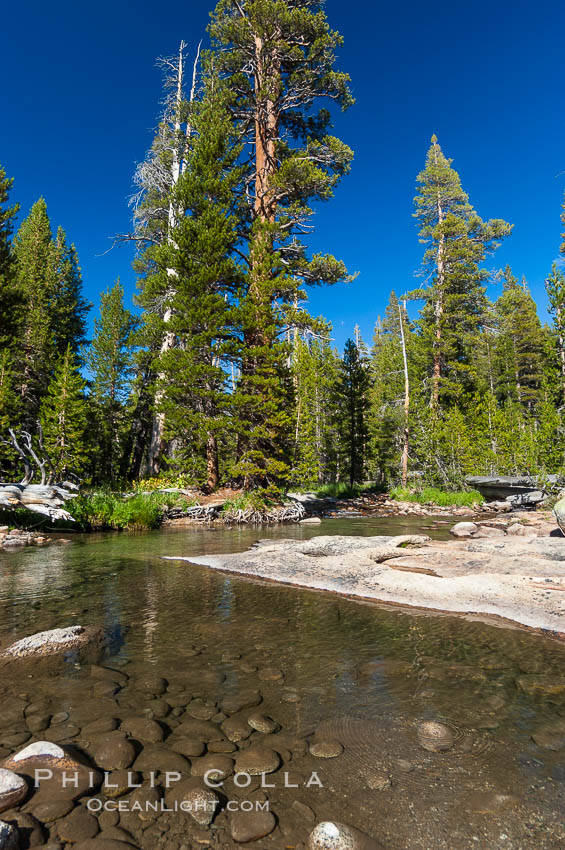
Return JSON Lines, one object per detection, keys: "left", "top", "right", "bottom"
{"left": 181, "top": 787, "right": 219, "bottom": 827}
{"left": 103, "top": 770, "right": 139, "bottom": 798}
{"left": 169, "top": 738, "right": 206, "bottom": 758}
{"left": 258, "top": 667, "right": 284, "bottom": 682}
{"left": 416, "top": 721, "right": 455, "bottom": 752}
{"left": 31, "top": 798, "right": 74, "bottom": 823}
{"left": 191, "top": 754, "right": 234, "bottom": 781}
{"left": 230, "top": 809, "right": 276, "bottom": 843}
{"left": 120, "top": 716, "right": 164, "bottom": 743}
{"left": 133, "top": 746, "right": 191, "bottom": 774}
{"left": 92, "top": 735, "right": 136, "bottom": 771}
{"left": 234, "top": 746, "right": 280, "bottom": 775}
{"left": 309, "top": 740, "right": 343, "bottom": 758}
{"left": 308, "top": 821, "right": 381, "bottom": 850}
{"left": 247, "top": 713, "right": 278, "bottom": 734}
{"left": 58, "top": 807, "right": 99, "bottom": 842}
{"left": 222, "top": 716, "right": 253, "bottom": 743}
{"left": 366, "top": 771, "right": 391, "bottom": 791}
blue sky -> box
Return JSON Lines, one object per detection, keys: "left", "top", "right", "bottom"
{"left": 2, "top": 0, "right": 564, "bottom": 351}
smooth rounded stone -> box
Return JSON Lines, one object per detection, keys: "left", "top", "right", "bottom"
{"left": 257, "top": 668, "right": 284, "bottom": 682}
{"left": 26, "top": 712, "right": 51, "bottom": 733}
{"left": 3, "top": 741, "right": 101, "bottom": 802}
{"left": 144, "top": 700, "right": 170, "bottom": 719}
{"left": 309, "top": 740, "right": 343, "bottom": 759}
{"left": 129, "top": 784, "right": 161, "bottom": 821}
{"left": 308, "top": 822, "right": 381, "bottom": 850}
{"left": 292, "top": 800, "right": 316, "bottom": 823}
{"left": 207, "top": 739, "right": 237, "bottom": 754}
{"left": 221, "top": 716, "right": 252, "bottom": 744}
{"left": 2, "top": 700, "right": 27, "bottom": 726}
{"left": 91, "top": 666, "right": 129, "bottom": 685}
{"left": 120, "top": 717, "right": 164, "bottom": 743}
{"left": 464, "top": 791, "right": 518, "bottom": 813}
{"left": 0, "top": 820, "right": 18, "bottom": 850}
{"left": 43, "top": 721, "right": 81, "bottom": 743}
{"left": 6, "top": 812, "right": 44, "bottom": 845}
{"left": 181, "top": 787, "right": 219, "bottom": 827}
{"left": 98, "top": 827, "right": 135, "bottom": 843}
{"left": 51, "top": 711, "right": 69, "bottom": 725}
{"left": 174, "top": 720, "right": 224, "bottom": 743}
{"left": 132, "top": 676, "right": 167, "bottom": 696}
{"left": 82, "top": 719, "right": 119, "bottom": 737}
{"left": 0, "top": 769, "right": 27, "bottom": 812}
{"left": 365, "top": 771, "right": 391, "bottom": 791}
{"left": 234, "top": 746, "right": 280, "bottom": 775}
{"left": 300, "top": 517, "right": 322, "bottom": 525}
{"left": 191, "top": 754, "right": 234, "bottom": 782}
{"left": 1, "top": 733, "right": 30, "bottom": 749}
{"left": 395, "top": 759, "right": 414, "bottom": 773}
{"left": 240, "top": 664, "right": 258, "bottom": 674}
{"left": 516, "top": 675, "right": 565, "bottom": 697}
{"left": 133, "top": 746, "right": 191, "bottom": 774}
{"left": 168, "top": 738, "right": 206, "bottom": 758}
{"left": 222, "top": 651, "right": 241, "bottom": 662}
{"left": 92, "top": 736, "right": 136, "bottom": 771}
{"left": 58, "top": 807, "right": 100, "bottom": 842}
{"left": 186, "top": 700, "right": 217, "bottom": 721}
{"left": 281, "top": 690, "right": 300, "bottom": 703}
{"left": 103, "top": 770, "right": 140, "bottom": 799}
{"left": 450, "top": 522, "right": 478, "bottom": 538}
{"left": 221, "top": 692, "right": 262, "bottom": 715}
{"left": 31, "top": 798, "right": 74, "bottom": 823}
{"left": 165, "top": 693, "right": 192, "bottom": 709}
{"left": 247, "top": 713, "right": 278, "bottom": 735}
{"left": 98, "top": 809, "right": 119, "bottom": 830}
{"left": 93, "top": 681, "right": 120, "bottom": 698}
{"left": 230, "top": 810, "right": 276, "bottom": 843}
{"left": 531, "top": 722, "right": 565, "bottom": 751}
{"left": 416, "top": 721, "right": 455, "bottom": 753}
{"left": 2, "top": 626, "right": 91, "bottom": 658}
{"left": 164, "top": 776, "right": 203, "bottom": 808}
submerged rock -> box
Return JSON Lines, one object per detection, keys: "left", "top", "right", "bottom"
{"left": 416, "top": 721, "right": 455, "bottom": 752}
{"left": 308, "top": 821, "right": 381, "bottom": 850}
{"left": 0, "top": 820, "right": 18, "bottom": 850}
{"left": 0, "top": 768, "right": 27, "bottom": 812}
{"left": 2, "top": 741, "right": 101, "bottom": 802}
{"left": 309, "top": 740, "right": 343, "bottom": 759}
{"left": 2, "top": 626, "right": 99, "bottom": 658}
{"left": 230, "top": 809, "right": 276, "bottom": 843}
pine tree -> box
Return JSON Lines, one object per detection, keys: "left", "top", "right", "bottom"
{"left": 411, "top": 136, "right": 512, "bottom": 407}
{"left": 545, "top": 263, "right": 565, "bottom": 401}
{"left": 334, "top": 338, "right": 370, "bottom": 486}
{"left": 0, "top": 350, "right": 21, "bottom": 477}
{"left": 210, "top": 0, "right": 355, "bottom": 490}
{"left": 494, "top": 266, "right": 543, "bottom": 412}
{"left": 292, "top": 334, "right": 339, "bottom": 487}
{"left": 153, "top": 72, "right": 244, "bottom": 490}
{"left": 0, "top": 164, "right": 21, "bottom": 349}
{"left": 87, "top": 281, "right": 137, "bottom": 483}
{"left": 40, "top": 345, "right": 88, "bottom": 479}
{"left": 52, "top": 227, "right": 90, "bottom": 357}
{"left": 13, "top": 199, "right": 59, "bottom": 422}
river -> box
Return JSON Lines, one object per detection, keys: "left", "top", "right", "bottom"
{"left": 0, "top": 516, "right": 563, "bottom": 849}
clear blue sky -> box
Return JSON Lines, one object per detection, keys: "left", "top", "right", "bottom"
{"left": 2, "top": 0, "right": 564, "bottom": 351}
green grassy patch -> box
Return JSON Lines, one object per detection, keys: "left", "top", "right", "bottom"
{"left": 389, "top": 486, "right": 484, "bottom": 507}
{"left": 70, "top": 492, "right": 174, "bottom": 530}
{"left": 313, "top": 482, "right": 382, "bottom": 499}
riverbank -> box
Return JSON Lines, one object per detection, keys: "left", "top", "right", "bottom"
{"left": 166, "top": 524, "right": 565, "bottom": 640}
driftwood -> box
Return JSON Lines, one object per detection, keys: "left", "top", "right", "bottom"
{"left": 0, "top": 426, "right": 79, "bottom": 522}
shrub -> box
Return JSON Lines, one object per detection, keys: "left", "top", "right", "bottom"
{"left": 389, "top": 486, "right": 484, "bottom": 507}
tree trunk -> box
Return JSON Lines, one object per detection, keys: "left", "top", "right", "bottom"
{"left": 206, "top": 433, "right": 220, "bottom": 491}
{"left": 399, "top": 301, "right": 410, "bottom": 488}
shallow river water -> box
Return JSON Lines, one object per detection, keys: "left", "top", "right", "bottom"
{"left": 0, "top": 516, "right": 564, "bottom": 850}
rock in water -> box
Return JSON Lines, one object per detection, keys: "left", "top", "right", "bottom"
{"left": 450, "top": 522, "right": 478, "bottom": 538}
{"left": 3, "top": 741, "right": 101, "bottom": 802}
{"left": 0, "top": 821, "right": 18, "bottom": 850}
{"left": 308, "top": 821, "right": 381, "bottom": 850}
{"left": 230, "top": 810, "right": 276, "bottom": 843}
{"left": 0, "top": 768, "right": 27, "bottom": 812}
{"left": 2, "top": 626, "right": 102, "bottom": 658}
{"left": 417, "top": 721, "right": 455, "bottom": 752}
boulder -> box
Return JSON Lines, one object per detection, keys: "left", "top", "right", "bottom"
{"left": 450, "top": 522, "right": 478, "bottom": 538}
{"left": 2, "top": 741, "right": 101, "bottom": 803}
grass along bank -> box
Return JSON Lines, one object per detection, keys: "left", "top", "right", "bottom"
{"left": 389, "top": 486, "right": 484, "bottom": 508}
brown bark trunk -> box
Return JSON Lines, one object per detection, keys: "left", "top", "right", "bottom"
{"left": 399, "top": 301, "right": 410, "bottom": 488}
{"left": 206, "top": 433, "right": 219, "bottom": 491}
